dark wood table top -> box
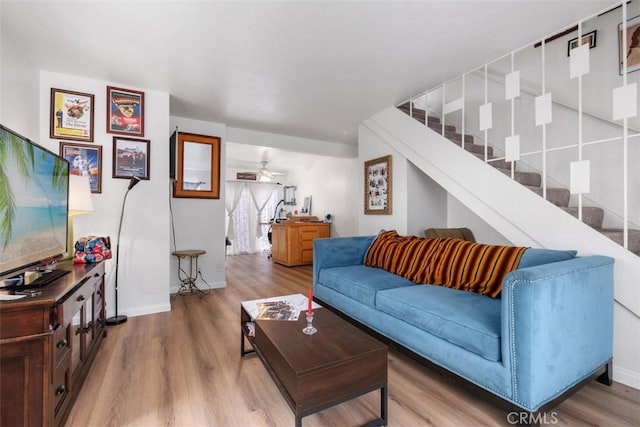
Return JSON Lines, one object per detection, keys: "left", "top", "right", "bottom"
{"left": 255, "top": 308, "right": 387, "bottom": 374}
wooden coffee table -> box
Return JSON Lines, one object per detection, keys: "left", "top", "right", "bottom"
{"left": 241, "top": 300, "right": 388, "bottom": 426}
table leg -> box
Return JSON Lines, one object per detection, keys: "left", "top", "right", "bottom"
{"left": 176, "top": 255, "right": 208, "bottom": 296}
{"left": 380, "top": 383, "right": 388, "bottom": 425}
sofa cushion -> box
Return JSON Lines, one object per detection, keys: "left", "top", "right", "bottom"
{"left": 518, "top": 248, "right": 578, "bottom": 269}
{"left": 376, "top": 285, "right": 502, "bottom": 362}
{"left": 318, "top": 265, "right": 414, "bottom": 307}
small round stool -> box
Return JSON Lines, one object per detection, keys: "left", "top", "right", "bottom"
{"left": 172, "top": 249, "right": 208, "bottom": 296}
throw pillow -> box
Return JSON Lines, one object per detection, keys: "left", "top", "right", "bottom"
{"left": 432, "top": 238, "right": 527, "bottom": 297}
{"left": 364, "top": 230, "right": 412, "bottom": 271}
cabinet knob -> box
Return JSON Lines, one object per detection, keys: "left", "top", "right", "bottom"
{"left": 76, "top": 295, "right": 85, "bottom": 302}
{"left": 55, "top": 385, "right": 66, "bottom": 396}
{"left": 56, "top": 339, "right": 68, "bottom": 348}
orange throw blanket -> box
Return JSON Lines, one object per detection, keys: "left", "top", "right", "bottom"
{"left": 365, "top": 230, "right": 527, "bottom": 298}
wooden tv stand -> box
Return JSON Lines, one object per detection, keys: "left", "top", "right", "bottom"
{"left": 0, "top": 261, "right": 107, "bottom": 427}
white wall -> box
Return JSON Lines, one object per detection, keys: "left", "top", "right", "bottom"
{"left": 1, "top": 39, "right": 39, "bottom": 139}
{"left": 284, "top": 154, "right": 359, "bottom": 238}
{"left": 447, "top": 196, "right": 513, "bottom": 245}
{"left": 407, "top": 160, "right": 447, "bottom": 237}
{"left": 359, "top": 122, "right": 507, "bottom": 241}
{"left": 358, "top": 124, "right": 408, "bottom": 236}
{"left": 39, "top": 71, "right": 172, "bottom": 318}
{"left": 169, "top": 117, "right": 228, "bottom": 291}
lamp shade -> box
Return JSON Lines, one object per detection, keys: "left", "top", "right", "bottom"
{"left": 68, "top": 175, "right": 94, "bottom": 215}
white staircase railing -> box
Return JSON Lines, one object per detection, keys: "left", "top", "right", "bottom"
{"left": 400, "top": 0, "right": 640, "bottom": 254}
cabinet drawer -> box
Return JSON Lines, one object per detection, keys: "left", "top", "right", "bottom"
{"left": 301, "top": 249, "right": 314, "bottom": 264}
{"left": 300, "top": 228, "right": 321, "bottom": 240}
{"left": 57, "top": 274, "right": 101, "bottom": 326}
{"left": 52, "top": 352, "right": 71, "bottom": 419}
{"left": 52, "top": 324, "right": 71, "bottom": 364}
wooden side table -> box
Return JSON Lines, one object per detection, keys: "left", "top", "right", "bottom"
{"left": 172, "top": 249, "right": 208, "bottom": 296}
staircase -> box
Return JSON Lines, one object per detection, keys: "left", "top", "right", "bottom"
{"left": 397, "top": 101, "right": 640, "bottom": 257}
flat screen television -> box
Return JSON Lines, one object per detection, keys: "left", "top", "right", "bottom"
{"left": 0, "top": 124, "right": 69, "bottom": 280}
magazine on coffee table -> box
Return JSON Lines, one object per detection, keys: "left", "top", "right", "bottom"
{"left": 242, "top": 293, "right": 321, "bottom": 322}
{"left": 255, "top": 300, "right": 298, "bottom": 320}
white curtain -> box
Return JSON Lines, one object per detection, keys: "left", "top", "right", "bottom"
{"left": 224, "top": 181, "right": 245, "bottom": 241}
{"left": 248, "top": 183, "right": 277, "bottom": 238}
{"left": 227, "top": 185, "right": 279, "bottom": 255}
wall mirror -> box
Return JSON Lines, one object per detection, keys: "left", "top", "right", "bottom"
{"left": 174, "top": 132, "right": 220, "bottom": 199}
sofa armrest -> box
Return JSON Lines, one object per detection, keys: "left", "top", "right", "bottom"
{"left": 313, "top": 235, "right": 375, "bottom": 285}
{"left": 501, "top": 255, "right": 614, "bottom": 411}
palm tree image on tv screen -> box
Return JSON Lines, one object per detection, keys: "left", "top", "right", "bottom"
{"left": 0, "top": 125, "right": 69, "bottom": 276}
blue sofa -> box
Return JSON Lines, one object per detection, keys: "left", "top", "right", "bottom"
{"left": 313, "top": 235, "right": 614, "bottom": 413}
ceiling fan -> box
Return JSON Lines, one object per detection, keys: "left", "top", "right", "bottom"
{"left": 257, "top": 161, "right": 284, "bottom": 182}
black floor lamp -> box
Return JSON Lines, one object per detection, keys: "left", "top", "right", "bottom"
{"left": 107, "top": 176, "right": 142, "bottom": 326}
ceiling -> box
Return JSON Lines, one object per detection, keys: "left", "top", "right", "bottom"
{"left": 2, "top": 1, "right": 615, "bottom": 147}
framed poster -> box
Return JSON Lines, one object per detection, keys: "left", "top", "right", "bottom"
{"left": 619, "top": 15, "right": 640, "bottom": 74}
{"left": 112, "top": 137, "right": 150, "bottom": 180}
{"left": 107, "top": 86, "right": 145, "bottom": 136}
{"left": 50, "top": 88, "right": 94, "bottom": 142}
{"left": 60, "top": 142, "right": 102, "bottom": 193}
{"left": 364, "top": 155, "right": 392, "bottom": 215}
{"left": 567, "top": 30, "right": 596, "bottom": 57}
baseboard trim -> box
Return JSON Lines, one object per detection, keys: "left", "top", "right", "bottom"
{"left": 170, "top": 280, "right": 226, "bottom": 294}
{"left": 613, "top": 364, "right": 640, "bottom": 390}
{"left": 106, "top": 303, "right": 171, "bottom": 319}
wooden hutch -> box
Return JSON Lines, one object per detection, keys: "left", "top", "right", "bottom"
{"left": 271, "top": 217, "right": 331, "bottom": 266}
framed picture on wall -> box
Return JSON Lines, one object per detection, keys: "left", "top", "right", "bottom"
{"left": 106, "top": 86, "right": 145, "bottom": 136}
{"left": 567, "top": 30, "right": 596, "bottom": 57}
{"left": 619, "top": 15, "right": 640, "bottom": 74}
{"left": 50, "top": 88, "right": 94, "bottom": 142}
{"left": 364, "top": 155, "right": 392, "bottom": 215}
{"left": 59, "top": 142, "right": 102, "bottom": 193}
{"left": 112, "top": 137, "right": 150, "bottom": 180}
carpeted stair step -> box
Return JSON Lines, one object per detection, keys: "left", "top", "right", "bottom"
{"left": 525, "top": 186, "right": 570, "bottom": 207}
{"left": 397, "top": 104, "right": 425, "bottom": 117}
{"left": 560, "top": 206, "right": 604, "bottom": 229}
{"left": 471, "top": 152, "right": 502, "bottom": 165}
{"left": 486, "top": 157, "right": 511, "bottom": 170}
{"left": 446, "top": 132, "right": 474, "bottom": 145}
{"left": 451, "top": 141, "right": 491, "bottom": 157}
{"left": 427, "top": 116, "right": 441, "bottom": 126}
{"left": 599, "top": 229, "right": 640, "bottom": 256}
{"left": 496, "top": 167, "right": 542, "bottom": 187}
{"left": 429, "top": 123, "right": 457, "bottom": 133}
{"left": 397, "top": 105, "right": 426, "bottom": 124}
{"left": 396, "top": 106, "right": 460, "bottom": 134}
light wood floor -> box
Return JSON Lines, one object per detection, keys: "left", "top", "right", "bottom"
{"left": 65, "top": 254, "right": 639, "bottom": 427}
